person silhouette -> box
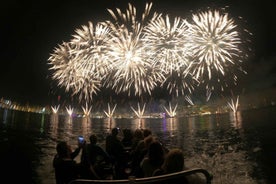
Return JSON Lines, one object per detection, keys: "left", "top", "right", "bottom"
{"left": 105, "top": 127, "right": 125, "bottom": 179}
{"left": 140, "top": 140, "right": 166, "bottom": 177}
{"left": 80, "top": 134, "right": 113, "bottom": 179}
{"left": 153, "top": 148, "right": 205, "bottom": 184}
{"left": 53, "top": 141, "right": 81, "bottom": 184}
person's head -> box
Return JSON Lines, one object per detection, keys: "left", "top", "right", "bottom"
{"left": 89, "top": 134, "right": 97, "bottom": 144}
{"left": 111, "top": 127, "right": 120, "bottom": 136}
{"left": 123, "top": 128, "right": 133, "bottom": 140}
{"left": 148, "top": 141, "right": 165, "bottom": 166}
{"left": 162, "top": 148, "right": 184, "bottom": 174}
{"left": 143, "top": 129, "right": 152, "bottom": 138}
{"left": 56, "top": 141, "right": 71, "bottom": 158}
{"left": 144, "top": 135, "right": 155, "bottom": 149}
{"left": 133, "top": 129, "right": 143, "bottom": 140}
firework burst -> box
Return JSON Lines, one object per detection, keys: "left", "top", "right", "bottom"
{"left": 48, "top": 22, "right": 111, "bottom": 102}
{"left": 143, "top": 14, "right": 197, "bottom": 96}
{"left": 186, "top": 9, "right": 246, "bottom": 94}
{"left": 102, "top": 3, "right": 165, "bottom": 96}
{"left": 143, "top": 14, "right": 191, "bottom": 73}
{"left": 48, "top": 42, "right": 84, "bottom": 95}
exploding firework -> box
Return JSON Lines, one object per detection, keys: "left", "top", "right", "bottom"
{"left": 102, "top": 3, "right": 165, "bottom": 96}
{"left": 143, "top": 14, "right": 191, "bottom": 73}
{"left": 143, "top": 14, "right": 198, "bottom": 96}
{"left": 48, "top": 3, "right": 250, "bottom": 104}
{"left": 48, "top": 22, "right": 111, "bottom": 102}
{"left": 186, "top": 9, "right": 247, "bottom": 95}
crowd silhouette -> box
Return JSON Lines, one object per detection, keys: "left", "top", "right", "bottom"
{"left": 53, "top": 127, "right": 206, "bottom": 184}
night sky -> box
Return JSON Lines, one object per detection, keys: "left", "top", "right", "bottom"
{"left": 0, "top": 0, "right": 275, "bottom": 106}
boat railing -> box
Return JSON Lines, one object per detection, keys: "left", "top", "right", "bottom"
{"left": 69, "top": 168, "right": 213, "bottom": 184}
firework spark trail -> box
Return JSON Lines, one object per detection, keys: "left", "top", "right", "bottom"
{"left": 81, "top": 102, "right": 92, "bottom": 117}
{"left": 103, "top": 103, "right": 117, "bottom": 118}
{"left": 186, "top": 9, "right": 245, "bottom": 94}
{"left": 131, "top": 103, "right": 146, "bottom": 118}
{"left": 163, "top": 102, "right": 178, "bottom": 118}
{"left": 227, "top": 95, "right": 239, "bottom": 113}
{"left": 66, "top": 105, "right": 74, "bottom": 116}
{"left": 185, "top": 95, "right": 194, "bottom": 106}
{"left": 51, "top": 105, "right": 60, "bottom": 114}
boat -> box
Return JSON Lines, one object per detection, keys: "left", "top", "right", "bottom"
{"left": 69, "top": 168, "right": 213, "bottom": 184}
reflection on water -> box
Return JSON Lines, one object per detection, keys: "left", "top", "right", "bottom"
{"left": 3, "top": 109, "right": 8, "bottom": 124}
{"left": 230, "top": 111, "right": 243, "bottom": 129}
{"left": 49, "top": 113, "right": 58, "bottom": 136}
{"left": 0, "top": 107, "right": 275, "bottom": 184}
{"left": 163, "top": 118, "right": 178, "bottom": 132}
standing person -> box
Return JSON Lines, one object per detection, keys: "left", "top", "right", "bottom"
{"left": 131, "top": 129, "right": 152, "bottom": 162}
{"left": 53, "top": 141, "right": 81, "bottom": 184}
{"left": 121, "top": 128, "right": 134, "bottom": 177}
{"left": 127, "top": 129, "right": 144, "bottom": 176}
{"left": 132, "top": 135, "right": 156, "bottom": 177}
{"left": 121, "top": 128, "right": 134, "bottom": 148}
{"left": 131, "top": 129, "right": 154, "bottom": 177}
{"left": 105, "top": 127, "right": 125, "bottom": 179}
{"left": 131, "top": 129, "right": 144, "bottom": 151}
{"left": 81, "top": 134, "right": 113, "bottom": 180}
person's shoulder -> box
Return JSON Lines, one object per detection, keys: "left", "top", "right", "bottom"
{"left": 152, "top": 168, "right": 165, "bottom": 176}
{"left": 106, "top": 135, "right": 112, "bottom": 140}
{"left": 137, "top": 139, "right": 145, "bottom": 146}
{"left": 186, "top": 173, "right": 206, "bottom": 184}
{"left": 95, "top": 144, "right": 105, "bottom": 151}
{"left": 53, "top": 155, "right": 62, "bottom": 167}
{"left": 140, "top": 157, "right": 150, "bottom": 165}
{"left": 53, "top": 154, "right": 59, "bottom": 160}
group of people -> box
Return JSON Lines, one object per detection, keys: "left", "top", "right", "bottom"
{"left": 53, "top": 127, "right": 205, "bottom": 184}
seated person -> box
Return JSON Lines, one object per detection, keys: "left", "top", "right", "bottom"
{"left": 140, "top": 141, "right": 165, "bottom": 177}
{"left": 153, "top": 148, "right": 205, "bottom": 184}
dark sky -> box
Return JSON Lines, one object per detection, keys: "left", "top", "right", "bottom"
{"left": 0, "top": 0, "right": 275, "bottom": 106}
